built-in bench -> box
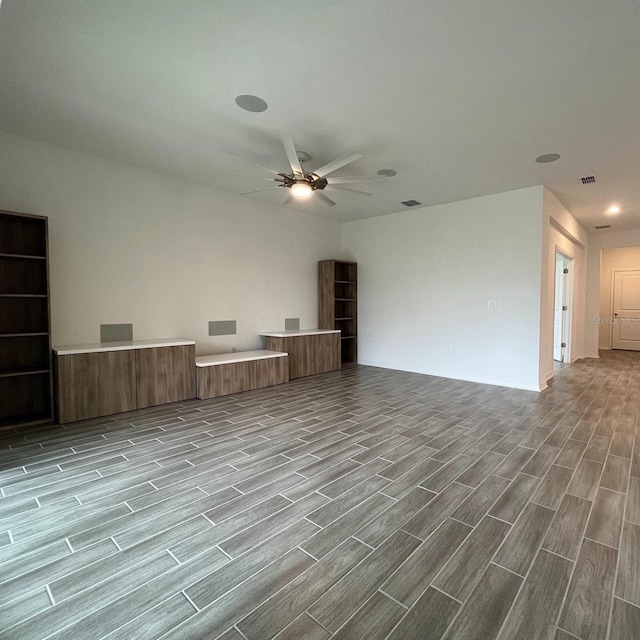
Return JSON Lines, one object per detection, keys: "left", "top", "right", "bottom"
{"left": 195, "top": 350, "right": 288, "bottom": 399}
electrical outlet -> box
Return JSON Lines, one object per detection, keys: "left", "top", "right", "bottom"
{"left": 450, "top": 345, "right": 456, "bottom": 352}
{"left": 488, "top": 301, "right": 497, "bottom": 311}
{"left": 231, "top": 346, "right": 237, "bottom": 353}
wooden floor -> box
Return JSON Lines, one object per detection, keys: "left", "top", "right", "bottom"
{"left": 1, "top": 351, "right": 639, "bottom": 640}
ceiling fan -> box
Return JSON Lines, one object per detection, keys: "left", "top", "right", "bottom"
{"left": 227, "top": 137, "right": 383, "bottom": 207}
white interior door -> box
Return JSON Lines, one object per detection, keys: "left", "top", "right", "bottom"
{"left": 553, "top": 257, "right": 564, "bottom": 361}
{"left": 612, "top": 270, "right": 640, "bottom": 351}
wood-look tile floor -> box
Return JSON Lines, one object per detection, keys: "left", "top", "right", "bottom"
{"left": 1, "top": 351, "right": 640, "bottom": 640}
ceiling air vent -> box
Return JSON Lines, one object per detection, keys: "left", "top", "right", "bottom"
{"left": 595, "top": 225, "right": 611, "bottom": 229}
{"left": 401, "top": 200, "right": 421, "bottom": 207}
{"left": 580, "top": 176, "right": 596, "bottom": 184}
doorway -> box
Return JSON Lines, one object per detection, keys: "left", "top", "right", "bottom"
{"left": 611, "top": 270, "right": 640, "bottom": 351}
{"left": 553, "top": 252, "right": 572, "bottom": 362}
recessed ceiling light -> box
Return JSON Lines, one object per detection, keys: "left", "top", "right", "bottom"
{"left": 377, "top": 169, "right": 398, "bottom": 177}
{"left": 535, "top": 153, "right": 561, "bottom": 164}
{"left": 234, "top": 94, "right": 268, "bottom": 113}
{"left": 606, "top": 205, "right": 621, "bottom": 215}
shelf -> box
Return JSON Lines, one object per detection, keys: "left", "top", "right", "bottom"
{"left": 320, "top": 260, "right": 357, "bottom": 370}
{"left": 0, "top": 211, "right": 52, "bottom": 429}
{"left": 0, "top": 368, "right": 50, "bottom": 378}
{"left": 0, "top": 253, "right": 46, "bottom": 260}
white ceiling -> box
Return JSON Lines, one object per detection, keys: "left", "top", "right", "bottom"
{"left": 0, "top": 1, "right": 638, "bottom": 230}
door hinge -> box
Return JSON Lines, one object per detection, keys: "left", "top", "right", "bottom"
{"left": 563, "top": 268, "right": 569, "bottom": 274}
{"left": 562, "top": 305, "right": 568, "bottom": 311}
{"left": 561, "top": 342, "right": 566, "bottom": 348}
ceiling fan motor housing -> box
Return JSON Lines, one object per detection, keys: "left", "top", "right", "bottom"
{"left": 279, "top": 173, "right": 328, "bottom": 191}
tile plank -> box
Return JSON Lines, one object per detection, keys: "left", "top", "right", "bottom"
{"left": 558, "top": 539, "right": 617, "bottom": 640}
{"left": 615, "top": 521, "right": 640, "bottom": 606}
{"left": 383, "top": 518, "right": 472, "bottom": 606}
{"left": 451, "top": 474, "right": 511, "bottom": 527}
{"left": 498, "top": 550, "right": 573, "bottom": 640}
{"left": 237, "top": 538, "right": 371, "bottom": 640}
{"left": 566, "top": 459, "right": 603, "bottom": 501}
{"left": 433, "top": 515, "right": 511, "bottom": 601}
{"left": 386, "top": 587, "right": 460, "bottom": 640}
{"left": 441, "top": 563, "right": 522, "bottom": 640}
{"left": 600, "top": 455, "right": 630, "bottom": 493}
{"left": 585, "top": 487, "right": 625, "bottom": 549}
{"left": 609, "top": 598, "right": 640, "bottom": 640}
{"left": 494, "top": 502, "right": 555, "bottom": 576}
{"left": 331, "top": 591, "right": 405, "bottom": 640}
{"left": 308, "top": 530, "right": 420, "bottom": 631}
{"left": 488, "top": 473, "right": 540, "bottom": 524}
{"left": 531, "top": 465, "right": 574, "bottom": 510}
{"left": 272, "top": 614, "right": 329, "bottom": 640}
{"left": 543, "top": 494, "right": 592, "bottom": 561}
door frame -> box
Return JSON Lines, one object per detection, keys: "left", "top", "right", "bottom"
{"left": 609, "top": 268, "right": 640, "bottom": 350}
{"left": 554, "top": 247, "right": 574, "bottom": 364}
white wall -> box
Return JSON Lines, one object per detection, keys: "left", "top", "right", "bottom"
{"left": 0, "top": 132, "right": 342, "bottom": 352}
{"left": 585, "top": 230, "right": 640, "bottom": 357}
{"left": 539, "top": 188, "right": 587, "bottom": 384}
{"left": 342, "top": 187, "right": 545, "bottom": 391}
{"left": 598, "top": 246, "right": 640, "bottom": 350}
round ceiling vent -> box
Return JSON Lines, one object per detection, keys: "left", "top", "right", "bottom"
{"left": 234, "top": 95, "right": 268, "bottom": 113}
{"left": 535, "top": 153, "right": 560, "bottom": 164}
{"left": 377, "top": 169, "right": 398, "bottom": 177}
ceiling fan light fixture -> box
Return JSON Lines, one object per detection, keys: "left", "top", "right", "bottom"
{"left": 290, "top": 181, "right": 313, "bottom": 199}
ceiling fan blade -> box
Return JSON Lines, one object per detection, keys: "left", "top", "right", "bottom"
{"left": 282, "top": 137, "right": 304, "bottom": 176}
{"left": 326, "top": 185, "right": 373, "bottom": 196}
{"left": 325, "top": 176, "right": 384, "bottom": 184}
{"left": 214, "top": 175, "right": 284, "bottom": 182}
{"left": 239, "top": 187, "right": 281, "bottom": 195}
{"left": 312, "top": 152, "right": 362, "bottom": 178}
{"left": 222, "top": 150, "right": 281, "bottom": 175}
{"left": 316, "top": 192, "right": 337, "bottom": 207}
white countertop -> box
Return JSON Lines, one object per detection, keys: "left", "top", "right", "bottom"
{"left": 196, "top": 350, "right": 288, "bottom": 367}
{"left": 260, "top": 329, "right": 341, "bottom": 338}
{"left": 54, "top": 338, "right": 195, "bottom": 355}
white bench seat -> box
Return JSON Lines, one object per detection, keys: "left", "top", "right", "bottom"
{"left": 196, "top": 350, "right": 288, "bottom": 399}
{"left": 196, "top": 350, "right": 287, "bottom": 367}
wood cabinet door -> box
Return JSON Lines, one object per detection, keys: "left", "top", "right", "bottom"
{"left": 136, "top": 345, "right": 195, "bottom": 408}
{"left": 100, "top": 351, "right": 136, "bottom": 417}
{"left": 314, "top": 333, "right": 340, "bottom": 373}
{"left": 286, "top": 335, "right": 315, "bottom": 379}
{"left": 57, "top": 351, "right": 135, "bottom": 423}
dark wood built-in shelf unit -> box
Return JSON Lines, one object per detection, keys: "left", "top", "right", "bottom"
{"left": 318, "top": 259, "right": 357, "bottom": 365}
{"left": 0, "top": 211, "right": 53, "bottom": 428}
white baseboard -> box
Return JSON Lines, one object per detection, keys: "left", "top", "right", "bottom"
{"left": 357, "top": 360, "right": 544, "bottom": 392}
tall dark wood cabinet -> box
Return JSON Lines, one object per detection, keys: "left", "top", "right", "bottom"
{"left": 0, "top": 211, "right": 53, "bottom": 428}
{"left": 318, "top": 260, "right": 357, "bottom": 365}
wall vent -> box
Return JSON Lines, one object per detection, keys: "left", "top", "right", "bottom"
{"left": 580, "top": 176, "right": 596, "bottom": 184}
{"left": 401, "top": 199, "right": 421, "bottom": 207}
{"left": 595, "top": 224, "right": 611, "bottom": 229}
